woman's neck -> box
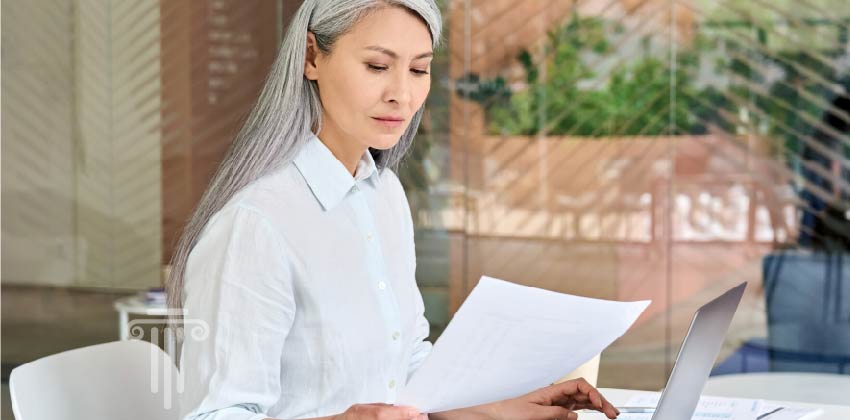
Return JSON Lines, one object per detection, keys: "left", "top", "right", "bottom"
{"left": 315, "top": 126, "right": 366, "bottom": 177}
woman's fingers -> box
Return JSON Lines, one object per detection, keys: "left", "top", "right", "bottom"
{"left": 348, "top": 403, "right": 423, "bottom": 420}
{"left": 584, "top": 387, "right": 618, "bottom": 418}
{"left": 551, "top": 378, "right": 620, "bottom": 419}
{"left": 533, "top": 405, "right": 577, "bottom": 420}
{"left": 567, "top": 400, "right": 619, "bottom": 417}
{"left": 379, "top": 405, "right": 423, "bottom": 420}
{"left": 600, "top": 394, "right": 620, "bottom": 418}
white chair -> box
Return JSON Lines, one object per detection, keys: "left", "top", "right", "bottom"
{"left": 10, "top": 340, "right": 181, "bottom": 420}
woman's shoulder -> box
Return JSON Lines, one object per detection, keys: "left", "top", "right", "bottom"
{"left": 231, "top": 163, "right": 304, "bottom": 209}
{"left": 204, "top": 163, "right": 304, "bottom": 229}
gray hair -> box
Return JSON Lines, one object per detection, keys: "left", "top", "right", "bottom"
{"left": 166, "top": 0, "right": 442, "bottom": 332}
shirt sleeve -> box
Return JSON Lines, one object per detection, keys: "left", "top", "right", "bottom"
{"left": 179, "top": 204, "right": 296, "bottom": 420}
{"left": 407, "top": 282, "right": 433, "bottom": 382}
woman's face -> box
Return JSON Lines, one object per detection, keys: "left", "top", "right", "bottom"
{"left": 304, "top": 7, "right": 433, "bottom": 153}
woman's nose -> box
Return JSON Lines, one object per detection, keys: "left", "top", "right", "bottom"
{"left": 384, "top": 70, "right": 412, "bottom": 107}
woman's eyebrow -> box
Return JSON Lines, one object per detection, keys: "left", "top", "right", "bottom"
{"left": 364, "top": 45, "right": 433, "bottom": 60}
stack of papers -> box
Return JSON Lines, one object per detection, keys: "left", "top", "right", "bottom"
{"left": 397, "top": 276, "right": 650, "bottom": 413}
{"left": 619, "top": 393, "right": 824, "bottom": 420}
{"left": 757, "top": 403, "right": 824, "bottom": 420}
{"left": 140, "top": 287, "right": 166, "bottom": 305}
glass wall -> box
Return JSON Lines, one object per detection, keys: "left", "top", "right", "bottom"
{"left": 429, "top": 0, "right": 850, "bottom": 388}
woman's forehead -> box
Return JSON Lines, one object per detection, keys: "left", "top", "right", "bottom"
{"left": 341, "top": 7, "right": 433, "bottom": 54}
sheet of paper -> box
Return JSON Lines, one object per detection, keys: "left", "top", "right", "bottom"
{"left": 617, "top": 393, "right": 824, "bottom": 420}
{"left": 397, "top": 276, "right": 650, "bottom": 413}
{"left": 621, "top": 392, "right": 761, "bottom": 420}
{"left": 758, "top": 403, "right": 824, "bottom": 420}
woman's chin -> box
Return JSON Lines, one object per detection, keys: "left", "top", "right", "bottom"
{"left": 367, "top": 134, "right": 404, "bottom": 151}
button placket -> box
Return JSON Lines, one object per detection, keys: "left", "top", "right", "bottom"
{"left": 349, "top": 183, "right": 404, "bottom": 374}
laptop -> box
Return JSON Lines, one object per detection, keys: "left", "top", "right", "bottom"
{"left": 626, "top": 282, "right": 748, "bottom": 420}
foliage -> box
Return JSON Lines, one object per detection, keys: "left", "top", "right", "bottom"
{"left": 465, "top": 14, "right": 848, "bottom": 148}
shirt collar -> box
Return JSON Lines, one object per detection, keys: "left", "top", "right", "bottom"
{"left": 293, "top": 133, "right": 379, "bottom": 211}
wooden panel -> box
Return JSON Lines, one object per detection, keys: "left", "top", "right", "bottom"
{"left": 160, "top": 0, "right": 286, "bottom": 264}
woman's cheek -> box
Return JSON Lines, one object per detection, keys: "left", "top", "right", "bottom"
{"left": 414, "top": 82, "right": 430, "bottom": 108}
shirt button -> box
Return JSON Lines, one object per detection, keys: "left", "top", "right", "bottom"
{"left": 352, "top": 185, "right": 359, "bottom": 192}
{"left": 388, "top": 380, "right": 396, "bottom": 389}
{"left": 366, "top": 232, "right": 373, "bottom": 241}
{"left": 378, "top": 281, "right": 387, "bottom": 290}
{"left": 392, "top": 331, "right": 401, "bottom": 340}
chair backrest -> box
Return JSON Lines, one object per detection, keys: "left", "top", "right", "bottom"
{"left": 764, "top": 251, "right": 850, "bottom": 373}
{"left": 10, "top": 340, "right": 181, "bottom": 420}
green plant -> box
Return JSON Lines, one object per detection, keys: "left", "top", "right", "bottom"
{"left": 464, "top": 15, "right": 726, "bottom": 137}
{"left": 466, "top": 12, "right": 849, "bottom": 163}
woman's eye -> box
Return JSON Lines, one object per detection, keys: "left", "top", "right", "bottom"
{"left": 367, "top": 64, "right": 429, "bottom": 75}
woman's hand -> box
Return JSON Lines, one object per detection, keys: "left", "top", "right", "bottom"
{"left": 332, "top": 403, "right": 428, "bottom": 420}
{"left": 470, "top": 378, "right": 620, "bottom": 420}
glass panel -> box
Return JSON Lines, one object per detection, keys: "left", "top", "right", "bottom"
{"left": 439, "top": 0, "right": 850, "bottom": 389}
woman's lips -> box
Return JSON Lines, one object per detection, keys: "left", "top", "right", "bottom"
{"left": 372, "top": 117, "right": 404, "bottom": 128}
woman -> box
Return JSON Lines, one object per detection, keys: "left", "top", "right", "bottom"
{"left": 167, "top": 1, "right": 620, "bottom": 419}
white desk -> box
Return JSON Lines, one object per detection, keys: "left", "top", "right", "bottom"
{"left": 704, "top": 373, "right": 850, "bottom": 406}
{"left": 576, "top": 388, "right": 850, "bottom": 419}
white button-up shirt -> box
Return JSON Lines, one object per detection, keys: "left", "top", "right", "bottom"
{"left": 178, "top": 133, "right": 432, "bottom": 420}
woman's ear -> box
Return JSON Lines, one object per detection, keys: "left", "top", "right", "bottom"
{"left": 304, "top": 31, "right": 319, "bottom": 81}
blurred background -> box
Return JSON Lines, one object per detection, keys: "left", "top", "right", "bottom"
{"left": 2, "top": 0, "right": 849, "bottom": 417}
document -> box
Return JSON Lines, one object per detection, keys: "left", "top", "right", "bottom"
{"left": 622, "top": 393, "right": 761, "bottom": 420}
{"left": 619, "top": 393, "right": 824, "bottom": 420}
{"left": 397, "top": 276, "right": 650, "bottom": 413}
{"left": 756, "top": 403, "right": 824, "bottom": 420}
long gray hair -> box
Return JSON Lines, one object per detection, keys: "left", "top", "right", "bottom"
{"left": 166, "top": 0, "right": 442, "bottom": 332}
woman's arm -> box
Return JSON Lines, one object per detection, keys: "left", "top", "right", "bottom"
{"left": 427, "top": 405, "right": 492, "bottom": 420}
{"left": 180, "top": 205, "right": 297, "bottom": 420}
{"left": 262, "top": 403, "right": 428, "bottom": 420}
{"left": 428, "top": 378, "right": 620, "bottom": 420}
{"left": 406, "top": 283, "right": 433, "bottom": 380}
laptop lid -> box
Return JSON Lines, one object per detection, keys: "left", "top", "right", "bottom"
{"left": 651, "top": 282, "right": 747, "bottom": 420}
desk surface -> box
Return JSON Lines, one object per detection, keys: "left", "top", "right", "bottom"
{"left": 704, "top": 373, "right": 850, "bottom": 406}
{"left": 576, "top": 388, "right": 850, "bottom": 419}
